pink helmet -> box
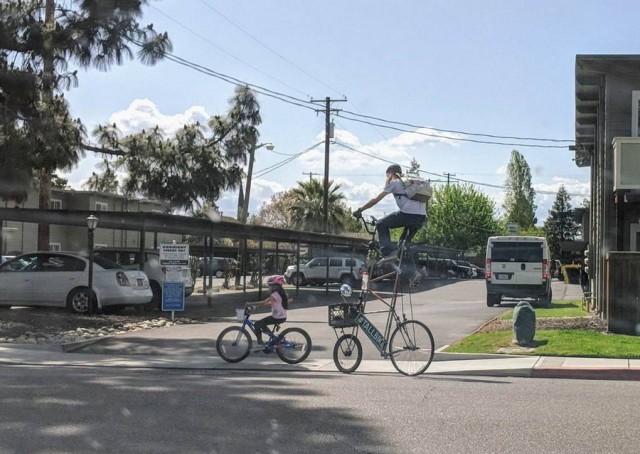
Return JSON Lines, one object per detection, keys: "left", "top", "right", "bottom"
{"left": 267, "top": 275, "right": 285, "bottom": 286}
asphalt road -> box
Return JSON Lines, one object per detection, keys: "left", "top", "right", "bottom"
{"left": 72, "top": 279, "right": 574, "bottom": 360}
{"left": 1, "top": 365, "right": 637, "bottom": 454}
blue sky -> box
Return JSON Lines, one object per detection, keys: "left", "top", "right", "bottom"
{"left": 63, "top": 0, "right": 637, "bottom": 222}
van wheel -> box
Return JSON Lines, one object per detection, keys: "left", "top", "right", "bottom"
{"left": 487, "top": 293, "right": 500, "bottom": 307}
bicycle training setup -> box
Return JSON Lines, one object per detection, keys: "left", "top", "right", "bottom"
{"left": 216, "top": 215, "right": 434, "bottom": 376}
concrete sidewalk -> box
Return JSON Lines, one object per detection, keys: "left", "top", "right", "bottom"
{"left": 2, "top": 344, "right": 639, "bottom": 380}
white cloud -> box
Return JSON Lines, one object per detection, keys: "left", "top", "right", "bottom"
{"left": 108, "top": 99, "right": 210, "bottom": 136}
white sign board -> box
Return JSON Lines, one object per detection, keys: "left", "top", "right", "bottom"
{"left": 159, "top": 244, "right": 189, "bottom": 266}
{"left": 506, "top": 223, "right": 519, "bottom": 235}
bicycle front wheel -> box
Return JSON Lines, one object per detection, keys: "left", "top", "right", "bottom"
{"left": 276, "top": 327, "right": 312, "bottom": 364}
{"left": 389, "top": 320, "right": 434, "bottom": 376}
{"left": 216, "top": 326, "right": 252, "bottom": 363}
{"left": 332, "top": 334, "right": 362, "bottom": 374}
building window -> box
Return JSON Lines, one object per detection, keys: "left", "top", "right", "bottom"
{"left": 95, "top": 202, "right": 109, "bottom": 211}
{"left": 50, "top": 199, "right": 62, "bottom": 210}
{"left": 632, "top": 91, "right": 640, "bottom": 137}
{"left": 49, "top": 243, "right": 61, "bottom": 252}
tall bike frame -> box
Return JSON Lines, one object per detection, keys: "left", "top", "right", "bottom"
{"left": 330, "top": 215, "right": 435, "bottom": 376}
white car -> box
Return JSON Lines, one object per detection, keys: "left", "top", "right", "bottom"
{"left": 0, "top": 252, "right": 152, "bottom": 314}
{"left": 94, "top": 247, "right": 194, "bottom": 311}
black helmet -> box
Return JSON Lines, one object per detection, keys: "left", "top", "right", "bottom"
{"left": 386, "top": 164, "right": 402, "bottom": 175}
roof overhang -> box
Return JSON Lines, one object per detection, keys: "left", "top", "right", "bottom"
{"left": 575, "top": 55, "right": 640, "bottom": 167}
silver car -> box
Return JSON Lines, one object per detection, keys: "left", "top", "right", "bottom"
{"left": 0, "top": 252, "right": 152, "bottom": 314}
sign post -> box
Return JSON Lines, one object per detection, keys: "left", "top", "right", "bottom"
{"left": 159, "top": 244, "right": 189, "bottom": 321}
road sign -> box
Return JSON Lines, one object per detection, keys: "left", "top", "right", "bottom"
{"left": 506, "top": 223, "right": 519, "bottom": 235}
{"left": 162, "top": 282, "right": 185, "bottom": 312}
{"left": 159, "top": 244, "right": 189, "bottom": 266}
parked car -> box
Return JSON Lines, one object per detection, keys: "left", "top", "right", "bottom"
{"left": 453, "top": 260, "right": 475, "bottom": 279}
{"left": 284, "top": 256, "right": 364, "bottom": 287}
{"left": 198, "top": 257, "right": 237, "bottom": 278}
{"left": 0, "top": 252, "right": 152, "bottom": 314}
{"left": 94, "top": 247, "right": 193, "bottom": 311}
{"left": 470, "top": 263, "right": 485, "bottom": 279}
{"left": 485, "top": 236, "right": 552, "bottom": 307}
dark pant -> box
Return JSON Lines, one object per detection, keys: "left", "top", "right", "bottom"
{"left": 376, "top": 212, "right": 426, "bottom": 256}
{"left": 253, "top": 316, "right": 286, "bottom": 344}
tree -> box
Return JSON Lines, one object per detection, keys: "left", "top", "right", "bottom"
{"left": 543, "top": 185, "right": 579, "bottom": 259}
{"left": 252, "top": 189, "right": 296, "bottom": 228}
{"left": 0, "top": 0, "right": 171, "bottom": 249}
{"left": 82, "top": 159, "right": 119, "bottom": 194}
{"left": 503, "top": 150, "right": 537, "bottom": 229}
{"left": 94, "top": 86, "right": 261, "bottom": 212}
{"left": 289, "top": 179, "right": 348, "bottom": 234}
{"left": 415, "top": 184, "right": 502, "bottom": 254}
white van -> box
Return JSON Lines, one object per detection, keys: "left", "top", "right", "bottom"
{"left": 485, "top": 236, "right": 552, "bottom": 307}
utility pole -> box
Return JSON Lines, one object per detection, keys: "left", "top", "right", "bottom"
{"left": 310, "top": 96, "right": 346, "bottom": 233}
{"left": 444, "top": 172, "right": 456, "bottom": 186}
{"left": 302, "top": 172, "right": 317, "bottom": 182}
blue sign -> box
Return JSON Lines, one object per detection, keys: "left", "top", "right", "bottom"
{"left": 162, "top": 282, "right": 185, "bottom": 311}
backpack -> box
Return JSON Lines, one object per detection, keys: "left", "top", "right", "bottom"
{"left": 400, "top": 175, "right": 432, "bottom": 203}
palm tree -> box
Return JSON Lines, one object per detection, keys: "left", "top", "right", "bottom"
{"left": 289, "top": 179, "right": 348, "bottom": 233}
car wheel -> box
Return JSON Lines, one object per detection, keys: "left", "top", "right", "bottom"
{"left": 144, "top": 281, "right": 161, "bottom": 312}
{"left": 541, "top": 288, "right": 552, "bottom": 307}
{"left": 340, "top": 275, "right": 355, "bottom": 287}
{"left": 291, "top": 273, "right": 306, "bottom": 286}
{"left": 67, "top": 287, "right": 95, "bottom": 314}
{"left": 215, "top": 270, "right": 224, "bottom": 278}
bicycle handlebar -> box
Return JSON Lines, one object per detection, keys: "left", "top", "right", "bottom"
{"left": 353, "top": 213, "right": 378, "bottom": 235}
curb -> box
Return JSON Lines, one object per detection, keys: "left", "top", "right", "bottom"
{"left": 532, "top": 367, "right": 640, "bottom": 381}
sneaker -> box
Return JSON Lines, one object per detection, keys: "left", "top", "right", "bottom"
{"left": 377, "top": 250, "right": 398, "bottom": 264}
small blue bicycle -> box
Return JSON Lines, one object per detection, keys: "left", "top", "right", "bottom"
{"left": 216, "top": 306, "right": 312, "bottom": 364}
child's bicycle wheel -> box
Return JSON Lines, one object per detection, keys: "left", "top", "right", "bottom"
{"left": 216, "top": 326, "right": 252, "bottom": 363}
{"left": 275, "top": 327, "right": 312, "bottom": 364}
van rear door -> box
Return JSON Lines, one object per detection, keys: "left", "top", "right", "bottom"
{"left": 490, "top": 241, "right": 543, "bottom": 285}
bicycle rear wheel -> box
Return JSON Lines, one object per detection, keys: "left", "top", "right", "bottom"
{"left": 389, "top": 320, "right": 434, "bottom": 376}
{"left": 216, "top": 326, "right": 251, "bottom": 363}
{"left": 276, "top": 327, "right": 312, "bottom": 364}
{"left": 332, "top": 334, "right": 362, "bottom": 374}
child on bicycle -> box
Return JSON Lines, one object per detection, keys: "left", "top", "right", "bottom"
{"left": 245, "top": 275, "right": 288, "bottom": 346}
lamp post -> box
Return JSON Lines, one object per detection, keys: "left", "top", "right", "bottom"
{"left": 86, "top": 215, "right": 99, "bottom": 316}
{"left": 239, "top": 142, "right": 274, "bottom": 224}
{"left": 236, "top": 142, "right": 273, "bottom": 289}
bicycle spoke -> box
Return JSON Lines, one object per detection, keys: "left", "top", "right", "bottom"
{"left": 389, "top": 320, "right": 434, "bottom": 376}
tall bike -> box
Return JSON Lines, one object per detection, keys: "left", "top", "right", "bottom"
{"left": 217, "top": 306, "right": 312, "bottom": 364}
{"left": 329, "top": 215, "right": 434, "bottom": 376}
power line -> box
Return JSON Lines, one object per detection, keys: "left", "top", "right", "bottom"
{"left": 253, "top": 141, "right": 324, "bottom": 178}
{"left": 333, "top": 141, "right": 589, "bottom": 197}
{"left": 150, "top": 4, "right": 310, "bottom": 97}
{"left": 339, "top": 109, "right": 575, "bottom": 144}
{"left": 197, "top": 0, "right": 345, "bottom": 98}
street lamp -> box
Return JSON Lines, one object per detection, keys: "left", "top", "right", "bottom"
{"left": 240, "top": 142, "right": 274, "bottom": 224}
{"left": 86, "top": 214, "right": 99, "bottom": 316}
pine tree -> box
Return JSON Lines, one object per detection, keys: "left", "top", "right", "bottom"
{"left": 543, "top": 185, "right": 579, "bottom": 259}
{"left": 503, "top": 150, "right": 537, "bottom": 228}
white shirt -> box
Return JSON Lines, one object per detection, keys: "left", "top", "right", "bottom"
{"left": 383, "top": 179, "right": 427, "bottom": 215}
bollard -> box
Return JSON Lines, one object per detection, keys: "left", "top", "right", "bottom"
{"left": 512, "top": 300, "right": 536, "bottom": 346}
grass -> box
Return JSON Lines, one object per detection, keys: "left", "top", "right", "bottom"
{"left": 444, "top": 299, "right": 640, "bottom": 358}
{"left": 498, "top": 299, "right": 587, "bottom": 320}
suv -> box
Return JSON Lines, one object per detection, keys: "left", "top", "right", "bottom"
{"left": 284, "top": 257, "right": 364, "bottom": 287}
{"left": 485, "top": 236, "right": 552, "bottom": 307}
{"left": 94, "top": 247, "right": 194, "bottom": 311}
